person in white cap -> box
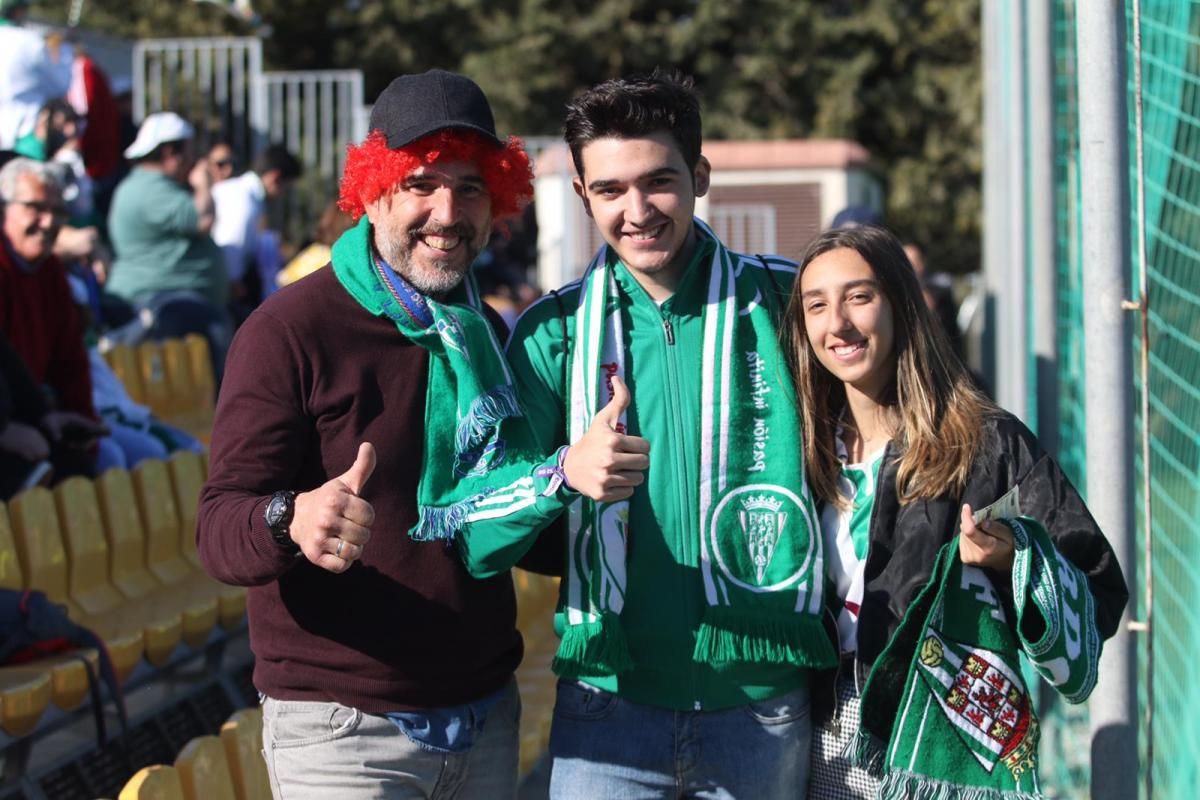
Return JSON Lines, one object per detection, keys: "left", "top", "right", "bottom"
{"left": 105, "top": 111, "right": 228, "bottom": 311}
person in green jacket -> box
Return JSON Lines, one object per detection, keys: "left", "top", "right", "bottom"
{"left": 501, "top": 69, "right": 837, "bottom": 799}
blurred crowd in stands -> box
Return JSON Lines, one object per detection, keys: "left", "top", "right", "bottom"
{"left": 0, "top": 0, "right": 543, "bottom": 501}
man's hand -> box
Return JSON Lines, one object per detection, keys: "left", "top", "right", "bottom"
{"left": 0, "top": 421, "right": 51, "bottom": 461}
{"left": 41, "top": 411, "right": 109, "bottom": 448}
{"left": 291, "top": 442, "right": 376, "bottom": 573}
{"left": 563, "top": 376, "right": 650, "bottom": 502}
{"left": 959, "top": 503, "right": 1016, "bottom": 572}
{"left": 188, "top": 159, "right": 212, "bottom": 192}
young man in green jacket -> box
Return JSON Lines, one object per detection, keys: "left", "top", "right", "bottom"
{"left": 501, "top": 71, "right": 837, "bottom": 798}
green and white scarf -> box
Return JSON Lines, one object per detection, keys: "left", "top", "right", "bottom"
{"left": 331, "top": 217, "right": 545, "bottom": 541}
{"left": 850, "top": 517, "right": 1101, "bottom": 800}
{"left": 553, "top": 219, "right": 837, "bottom": 677}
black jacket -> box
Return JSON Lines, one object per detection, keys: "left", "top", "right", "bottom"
{"left": 815, "top": 411, "right": 1129, "bottom": 720}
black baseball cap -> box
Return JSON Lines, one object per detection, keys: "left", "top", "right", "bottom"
{"left": 369, "top": 69, "right": 502, "bottom": 149}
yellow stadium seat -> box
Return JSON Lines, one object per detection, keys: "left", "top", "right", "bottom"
{"left": 103, "top": 343, "right": 146, "bottom": 406}
{"left": 0, "top": 502, "right": 98, "bottom": 710}
{"left": 184, "top": 334, "right": 216, "bottom": 439}
{"left": 134, "top": 461, "right": 237, "bottom": 634}
{"left": 220, "top": 708, "right": 271, "bottom": 800}
{"left": 0, "top": 504, "right": 23, "bottom": 592}
{"left": 132, "top": 461, "right": 193, "bottom": 587}
{"left": 168, "top": 452, "right": 245, "bottom": 628}
{"left": 54, "top": 478, "right": 184, "bottom": 667}
{"left": 167, "top": 452, "right": 205, "bottom": 571}
{"left": 161, "top": 338, "right": 199, "bottom": 433}
{"left": 6, "top": 488, "right": 143, "bottom": 683}
{"left": 137, "top": 341, "right": 174, "bottom": 422}
{"left": 0, "top": 667, "right": 52, "bottom": 737}
{"left": 118, "top": 765, "right": 186, "bottom": 800}
{"left": 95, "top": 469, "right": 217, "bottom": 651}
{"left": 513, "top": 572, "right": 560, "bottom": 777}
{"left": 175, "top": 734, "right": 238, "bottom": 800}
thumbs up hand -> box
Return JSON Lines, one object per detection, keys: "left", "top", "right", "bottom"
{"left": 563, "top": 376, "right": 650, "bottom": 502}
{"left": 292, "top": 442, "right": 377, "bottom": 573}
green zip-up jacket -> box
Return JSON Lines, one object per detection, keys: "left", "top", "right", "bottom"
{"left": 503, "top": 230, "right": 807, "bottom": 712}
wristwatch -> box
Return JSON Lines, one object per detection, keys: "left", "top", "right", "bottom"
{"left": 264, "top": 491, "right": 299, "bottom": 553}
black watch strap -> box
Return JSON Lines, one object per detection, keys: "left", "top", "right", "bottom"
{"left": 265, "top": 490, "right": 299, "bottom": 553}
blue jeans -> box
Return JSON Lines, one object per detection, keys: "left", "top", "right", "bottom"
{"left": 549, "top": 680, "right": 812, "bottom": 799}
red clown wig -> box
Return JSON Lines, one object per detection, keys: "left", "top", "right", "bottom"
{"left": 338, "top": 129, "right": 534, "bottom": 221}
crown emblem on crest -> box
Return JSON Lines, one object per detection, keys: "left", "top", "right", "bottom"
{"left": 740, "top": 494, "right": 783, "bottom": 514}
{"left": 737, "top": 493, "right": 788, "bottom": 584}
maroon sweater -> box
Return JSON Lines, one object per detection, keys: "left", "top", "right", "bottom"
{"left": 197, "top": 266, "right": 522, "bottom": 712}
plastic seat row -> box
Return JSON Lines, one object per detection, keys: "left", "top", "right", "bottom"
{"left": 102, "top": 335, "right": 216, "bottom": 442}
{"left": 110, "top": 570, "right": 560, "bottom": 799}
{"left": 112, "top": 706, "right": 270, "bottom": 800}
{"left": 0, "top": 452, "right": 245, "bottom": 737}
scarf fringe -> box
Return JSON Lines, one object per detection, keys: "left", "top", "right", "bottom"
{"left": 878, "top": 769, "right": 1043, "bottom": 800}
{"left": 456, "top": 385, "right": 521, "bottom": 455}
{"left": 691, "top": 607, "right": 838, "bottom": 668}
{"left": 842, "top": 727, "right": 889, "bottom": 777}
{"left": 410, "top": 495, "right": 485, "bottom": 542}
{"left": 552, "top": 612, "right": 633, "bottom": 677}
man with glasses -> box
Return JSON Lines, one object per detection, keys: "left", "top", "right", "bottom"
{"left": 0, "top": 157, "right": 108, "bottom": 484}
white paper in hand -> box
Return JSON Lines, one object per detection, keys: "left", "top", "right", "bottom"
{"left": 972, "top": 483, "right": 1022, "bottom": 525}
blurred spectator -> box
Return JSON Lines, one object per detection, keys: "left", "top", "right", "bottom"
{"left": 830, "top": 204, "right": 883, "bottom": 229}
{"left": 0, "top": 333, "right": 55, "bottom": 497}
{"left": 0, "top": 158, "right": 107, "bottom": 484}
{"left": 13, "top": 98, "right": 79, "bottom": 162}
{"left": 0, "top": 0, "right": 73, "bottom": 150}
{"left": 210, "top": 143, "right": 301, "bottom": 309}
{"left": 66, "top": 42, "right": 123, "bottom": 221}
{"left": 206, "top": 140, "right": 236, "bottom": 184}
{"left": 110, "top": 76, "right": 137, "bottom": 156}
{"left": 275, "top": 200, "right": 353, "bottom": 288}
{"left": 106, "top": 111, "right": 227, "bottom": 308}
{"left": 13, "top": 99, "right": 96, "bottom": 222}
{"left": 904, "top": 241, "right": 964, "bottom": 358}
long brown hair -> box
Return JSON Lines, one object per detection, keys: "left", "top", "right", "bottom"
{"left": 783, "top": 225, "right": 997, "bottom": 508}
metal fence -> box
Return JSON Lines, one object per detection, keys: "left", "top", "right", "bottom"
{"left": 986, "top": 1, "right": 1200, "bottom": 797}
{"left": 132, "top": 37, "right": 367, "bottom": 243}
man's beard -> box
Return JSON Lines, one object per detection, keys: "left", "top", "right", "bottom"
{"left": 375, "top": 221, "right": 482, "bottom": 296}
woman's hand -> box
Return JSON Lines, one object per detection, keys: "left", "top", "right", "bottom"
{"left": 959, "top": 503, "right": 1015, "bottom": 572}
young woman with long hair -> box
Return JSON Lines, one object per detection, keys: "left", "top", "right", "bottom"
{"left": 784, "top": 225, "right": 1128, "bottom": 799}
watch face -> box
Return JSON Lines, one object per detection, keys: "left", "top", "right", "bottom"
{"left": 266, "top": 494, "right": 290, "bottom": 528}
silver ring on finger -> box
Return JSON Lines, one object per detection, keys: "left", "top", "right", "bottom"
{"left": 336, "top": 538, "right": 345, "bottom": 557}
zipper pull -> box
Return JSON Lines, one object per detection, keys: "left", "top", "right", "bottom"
{"left": 663, "top": 317, "right": 675, "bottom": 345}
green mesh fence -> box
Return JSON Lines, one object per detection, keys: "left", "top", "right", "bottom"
{"left": 1034, "top": 2, "right": 1200, "bottom": 798}
{"left": 1135, "top": 3, "right": 1200, "bottom": 798}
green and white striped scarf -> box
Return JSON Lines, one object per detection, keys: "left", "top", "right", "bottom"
{"left": 331, "top": 217, "right": 544, "bottom": 541}
{"left": 552, "top": 220, "right": 838, "bottom": 677}
{"left": 850, "top": 517, "right": 1101, "bottom": 800}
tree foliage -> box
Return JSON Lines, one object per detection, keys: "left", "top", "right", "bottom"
{"left": 34, "top": 0, "right": 982, "bottom": 271}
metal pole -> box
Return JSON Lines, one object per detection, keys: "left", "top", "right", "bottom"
{"left": 982, "top": 0, "right": 1028, "bottom": 420}
{"left": 1028, "top": 0, "right": 1059, "bottom": 455}
{"left": 980, "top": 0, "right": 1002, "bottom": 398}
{"left": 1076, "top": 3, "right": 1138, "bottom": 798}
{"left": 1001, "top": 0, "right": 1028, "bottom": 422}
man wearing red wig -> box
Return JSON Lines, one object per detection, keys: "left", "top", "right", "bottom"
{"left": 196, "top": 70, "right": 634, "bottom": 798}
